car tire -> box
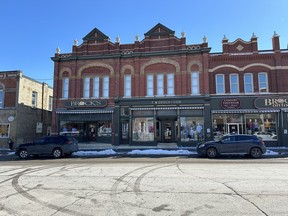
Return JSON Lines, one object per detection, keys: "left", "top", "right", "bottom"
{"left": 206, "top": 147, "right": 217, "bottom": 158}
{"left": 52, "top": 148, "right": 62, "bottom": 158}
{"left": 18, "top": 149, "right": 28, "bottom": 159}
{"left": 250, "top": 147, "right": 262, "bottom": 158}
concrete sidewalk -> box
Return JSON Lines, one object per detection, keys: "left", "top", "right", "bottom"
{"left": 78, "top": 142, "right": 189, "bottom": 151}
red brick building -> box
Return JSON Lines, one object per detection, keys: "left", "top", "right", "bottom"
{"left": 51, "top": 23, "right": 288, "bottom": 147}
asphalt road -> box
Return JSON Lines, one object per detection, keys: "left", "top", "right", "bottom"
{"left": 0, "top": 157, "right": 288, "bottom": 216}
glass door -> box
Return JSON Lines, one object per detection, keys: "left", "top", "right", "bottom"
{"left": 163, "top": 121, "right": 173, "bottom": 142}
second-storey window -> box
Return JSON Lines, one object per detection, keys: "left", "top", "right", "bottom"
{"left": 244, "top": 73, "right": 254, "bottom": 93}
{"left": 93, "top": 76, "right": 100, "bottom": 98}
{"left": 191, "top": 71, "right": 199, "bottom": 94}
{"left": 32, "top": 91, "right": 38, "bottom": 107}
{"left": 147, "top": 74, "right": 153, "bottom": 96}
{"left": 124, "top": 75, "right": 131, "bottom": 97}
{"left": 49, "top": 96, "right": 53, "bottom": 111}
{"left": 167, "top": 73, "right": 174, "bottom": 95}
{"left": 83, "top": 77, "right": 90, "bottom": 98}
{"left": 0, "top": 87, "right": 3, "bottom": 108}
{"left": 157, "top": 74, "right": 164, "bottom": 96}
{"left": 102, "top": 76, "right": 109, "bottom": 97}
{"left": 216, "top": 74, "right": 225, "bottom": 94}
{"left": 258, "top": 72, "right": 268, "bottom": 92}
{"left": 230, "top": 74, "right": 239, "bottom": 94}
{"left": 62, "top": 77, "right": 69, "bottom": 99}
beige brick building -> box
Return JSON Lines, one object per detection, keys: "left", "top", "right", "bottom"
{"left": 0, "top": 70, "right": 53, "bottom": 148}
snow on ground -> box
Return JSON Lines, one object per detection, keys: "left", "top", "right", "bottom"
{"left": 74, "top": 149, "right": 281, "bottom": 156}
{"left": 0, "top": 148, "right": 286, "bottom": 157}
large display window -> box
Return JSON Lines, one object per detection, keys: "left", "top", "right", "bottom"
{"left": 213, "top": 113, "right": 277, "bottom": 141}
{"left": 59, "top": 121, "right": 112, "bottom": 137}
{"left": 180, "top": 117, "right": 204, "bottom": 141}
{"left": 132, "top": 118, "right": 154, "bottom": 141}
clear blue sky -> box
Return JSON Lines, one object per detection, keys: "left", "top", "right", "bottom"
{"left": 1, "top": 0, "right": 288, "bottom": 87}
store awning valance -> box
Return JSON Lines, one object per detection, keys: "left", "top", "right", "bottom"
{"left": 56, "top": 108, "right": 114, "bottom": 114}
{"left": 212, "top": 109, "right": 280, "bottom": 114}
{"left": 130, "top": 106, "right": 204, "bottom": 111}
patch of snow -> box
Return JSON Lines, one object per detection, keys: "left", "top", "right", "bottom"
{"left": 127, "top": 149, "right": 195, "bottom": 155}
{"left": 264, "top": 150, "right": 280, "bottom": 156}
{"left": 73, "top": 149, "right": 117, "bottom": 156}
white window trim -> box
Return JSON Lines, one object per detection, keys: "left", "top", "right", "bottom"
{"left": 62, "top": 77, "right": 69, "bottom": 99}
{"left": 167, "top": 73, "right": 175, "bottom": 96}
{"left": 93, "top": 76, "right": 100, "bottom": 98}
{"left": 157, "top": 74, "right": 164, "bottom": 96}
{"left": 229, "top": 74, "right": 239, "bottom": 94}
{"left": 216, "top": 74, "right": 225, "bottom": 94}
{"left": 102, "top": 76, "right": 109, "bottom": 98}
{"left": 191, "top": 71, "right": 200, "bottom": 95}
{"left": 244, "top": 73, "right": 254, "bottom": 94}
{"left": 146, "top": 74, "right": 154, "bottom": 97}
{"left": 258, "top": 72, "right": 269, "bottom": 93}
{"left": 124, "top": 74, "right": 131, "bottom": 97}
{"left": 83, "top": 77, "right": 90, "bottom": 98}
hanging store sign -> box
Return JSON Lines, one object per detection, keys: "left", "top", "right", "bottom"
{"left": 221, "top": 98, "right": 241, "bottom": 109}
{"left": 254, "top": 97, "right": 288, "bottom": 108}
{"left": 64, "top": 99, "right": 108, "bottom": 108}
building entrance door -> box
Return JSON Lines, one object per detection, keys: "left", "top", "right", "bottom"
{"left": 163, "top": 121, "right": 173, "bottom": 143}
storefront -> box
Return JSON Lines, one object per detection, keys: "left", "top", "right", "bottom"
{"left": 210, "top": 96, "right": 288, "bottom": 147}
{"left": 56, "top": 99, "right": 114, "bottom": 143}
{"left": 116, "top": 96, "right": 211, "bottom": 146}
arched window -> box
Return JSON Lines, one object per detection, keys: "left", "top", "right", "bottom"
{"left": 191, "top": 71, "right": 199, "bottom": 94}
{"left": 62, "top": 77, "right": 69, "bottom": 99}
{"left": 124, "top": 74, "right": 131, "bottom": 97}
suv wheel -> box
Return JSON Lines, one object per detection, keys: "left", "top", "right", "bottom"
{"left": 52, "top": 148, "right": 62, "bottom": 158}
{"left": 18, "top": 149, "right": 28, "bottom": 159}
{"left": 250, "top": 147, "right": 262, "bottom": 158}
{"left": 206, "top": 147, "right": 217, "bottom": 158}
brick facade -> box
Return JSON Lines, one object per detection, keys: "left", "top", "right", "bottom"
{"left": 51, "top": 24, "right": 288, "bottom": 147}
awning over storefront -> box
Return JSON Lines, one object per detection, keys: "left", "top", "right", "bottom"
{"left": 56, "top": 108, "right": 114, "bottom": 114}
{"left": 56, "top": 108, "right": 114, "bottom": 121}
{"left": 130, "top": 106, "right": 204, "bottom": 111}
{"left": 212, "top": 109, "right": 280, "bottom": 114}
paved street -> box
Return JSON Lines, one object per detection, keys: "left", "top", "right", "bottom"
{"left": 0, "top": 157, "right": 288, "bottom": 216}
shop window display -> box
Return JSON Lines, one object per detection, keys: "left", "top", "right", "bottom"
{"left": 213, "top": 113, "right": 277, "bottom": 141}
{"left": 59, "top": 121, "right": 112, "bottom": 138}
{"left": 98, "top": 122, "right": 112, "bottom": 137}
{"left": 180, "top": 117, "right": 204, "bottom": 141}
{"left": 60, "top": 121, "right": 83, "bottom": 136}
{"left": 133, "top": 118, "right": 154, "bottom": 141}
